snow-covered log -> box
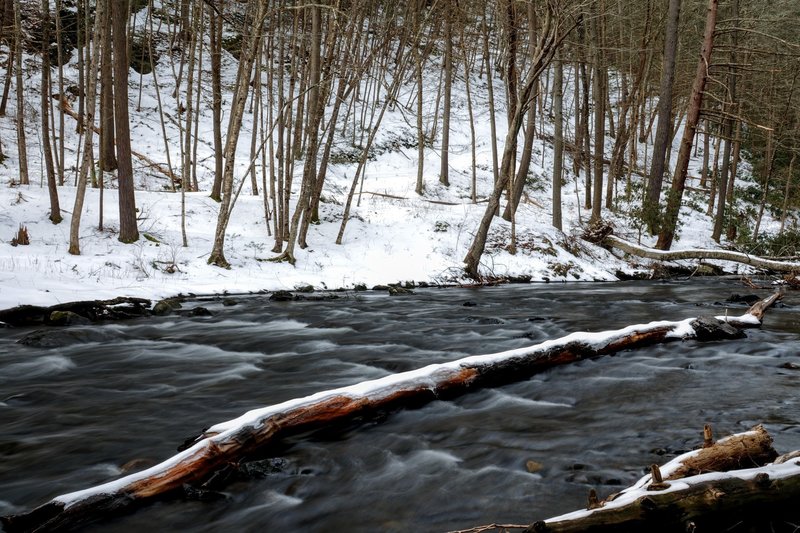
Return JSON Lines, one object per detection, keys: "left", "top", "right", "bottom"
{"left": 0, "top": 294, "right": 781, "bottom": 532}
{"left": 528, "top": 426, "right": 800, "bottom": 533}
{"left": 604, "top": 234, "right": 800, "bottom": 273}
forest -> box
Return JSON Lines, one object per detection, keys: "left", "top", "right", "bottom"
{"left": 1, "top": 0, "right": 800, "bottom": 291}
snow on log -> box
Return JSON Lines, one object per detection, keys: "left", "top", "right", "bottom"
{"left": 604, "top": 234, "right": 800, "bottom": 273}
{"left": 528, "top": 426, "right": 800, "bottom": 533}
{"left": 0, "top": 294, "right": 782, "bottom": 532}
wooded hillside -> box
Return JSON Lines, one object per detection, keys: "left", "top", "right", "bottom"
{"left": 1, "top": 0, "right": 799, "bottom": 278}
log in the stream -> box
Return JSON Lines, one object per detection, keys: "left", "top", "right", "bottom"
{"left": 604, "top": 234, "right": 800, "bottom": 273}
{"left": 528, "top": 426, "right": 800, "bottom": 533}
{"left": 0, "top": 294, "right": 782, "bottom": 532}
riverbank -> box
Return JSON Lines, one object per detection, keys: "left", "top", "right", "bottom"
{"left": 1, "top": 182, "right": 777, "bottom": 312}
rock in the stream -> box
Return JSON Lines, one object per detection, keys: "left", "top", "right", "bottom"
{"left": 17, "top": 328, "right": 120, "bottom": 348}
{"left": 47, "top": 310, "right": 91, "bottom": 326}
{"left": 269, "top": 290, "right": 295, "bottom": 302}
{"left": 690, "top": 316, "right": 746, "bottom": 341}
{"left": 187, "top": 306, "right": 213, "bottom": 317}
{"left": 388, "top": 286, "right": 414, "bottom": 296}
{"left": 152, "top": 298, "right": 183, "bottom": 316}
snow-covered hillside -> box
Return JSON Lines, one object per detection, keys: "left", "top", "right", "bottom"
{"left": 0, "top": 5, "right": 786, "bottom": 310}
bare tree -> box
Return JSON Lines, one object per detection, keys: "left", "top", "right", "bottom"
{"left": 656, "top": 0, "right": 718, "bottom": 250}
{"left": 41, "top": 0, "right": 62, "bottom": 224}
{"left": 643, "top": 0, "right": 681, "bottom": 233}
{"left": 111, "top": 0, "right": 139, "bottom": 243}
{"left": 464, "top": 0, "right": 574, "bottom": 279}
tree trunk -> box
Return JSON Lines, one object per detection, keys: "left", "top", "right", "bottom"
{"left": 655, "top": 0, "right": 717, "bottom": 251}
{"left": 209, "top": 0, "right": 224, "bottom": 201}
{"left": 276, "top": 4, "right": 323, "bottom": 264}
{"left": 100, "top": 7, "right": 117, "bottom": 172}
{"left": 208, "top": 0, "right": 268, "bottom": 267}
{"left": 552, "top": 52, "right": 563, "bottom": 230}
{"left": 439, "top": 3, "right": 452, "bottom": 186}
{"left": 41, "top": 0, "right": 62, "bottom": 224}
{"left": 482, "top": 12, "right": 499, "bottom": 187}
{"left": 68, "top": 0, "right": 105, "bottom": 255}
{"left": 780, "top": 148, "right": 797, "bottom": 233}
{"left": 112, "top": 0, "right": 139, "bottom": 243}
{"left": 2, "top": 295, "right": 780, "bottom": 533}
{"left": 464, "top": 1, "right": 565, "bottom": 279}
{"left": 643, "top": 0, "right": 681, "bottom": 233}
{"left": 13, "top": 0, "right": 28, "bottom": 184}
{"left": 590, "top": 0, "right": 606, "bottom": 223}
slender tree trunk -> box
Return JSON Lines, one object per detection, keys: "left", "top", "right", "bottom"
{"left": 552, "top": 52, "right": 563, "bottom": 231}
{"left": 482, "top": 12, "right": 499, "bottom": 187}
{"left": 208, "top": 0, "right": 267, "bottom": 267}
{"left": 780, "top": 147, "right": 797, "bottom": 233}
{"left": 590, "top": 0, "right": 606, "bottom": 223}
{"left": 278, "top": 4, "right": 323, "bottom": 263}
{"left": 100, "top": 8, "right": 117, "bottom": 172}
{"left": 712, "top": 0, "right": 739, "bottom": 242}
{"left": 656, "top": 0, "right": 718, "bottom": 250}
{"left": 41, "top": 0, "right": 62, "bottom": 224}
{"left": 644, "top": 0, "right": 681, "bottom": 232}
{"left": 439, "top": 3, "right": 453, "bottom": 187}
{"left": 463, "top": 1, "right": 564, "bottom": 279}
{"left": 14, "top": 0, "right": 28, "bottom": 185}
{"left": 414, "top": 16, "right": 426, "bottom": 195}
{"left": 112, "top": 0, "right": 139, "bottom": 243}
{"left": 69, "top": 0, "right": 105, "bottom": 255}
{"left": 55, "top": 0, "right": 65, "bottom": 185}
{"left": 209, "top": 0, "right": 224, "bottom": 201}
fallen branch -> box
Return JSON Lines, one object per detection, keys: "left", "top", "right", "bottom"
{"left": 528, "top": 426, "right": 800, "bottom": 533}
{"left": 1, "top": 294, "right": 781, "bottom": 532}
{"left": 604, "top": 234, "right": 800, "bottom": 273}
{"left": 57, "top": 95, "right": 179, "bottom": 184}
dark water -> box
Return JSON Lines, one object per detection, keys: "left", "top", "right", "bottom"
{"left": 0, "top": 280, "right": 798, "bottom": 532}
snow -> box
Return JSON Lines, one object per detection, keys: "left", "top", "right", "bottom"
{"left": 0, "top": 9, "right": 788, "bottom": 311}
{"left": 544, "top": 427, "right": 800, "bottom": 525}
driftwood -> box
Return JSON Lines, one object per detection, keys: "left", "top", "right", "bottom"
{"left": 605, "top": 234, "right": 800, "bottom": 273}
{"left": 528, "top": 425, "right": 800, "bottom": 533}
{"left": 1, "top": 294, "right": 781, "bottom": 532}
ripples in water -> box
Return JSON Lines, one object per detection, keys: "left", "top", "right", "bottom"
{"left": 0, "top": 280, "right": 798, "bottom": 532}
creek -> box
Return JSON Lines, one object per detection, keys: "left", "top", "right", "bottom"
{"left": 1, "top": 280, "right": 798, "bottom": 532}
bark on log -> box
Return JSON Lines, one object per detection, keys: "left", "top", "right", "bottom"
{"left": 528, "top": 426, "right": 800, "bottom": 533}
{"left": 605, "top": 234, "right": 800, "bottom": 273}
{"left": 1, "top": 295, "right": 781, "bottom": 532}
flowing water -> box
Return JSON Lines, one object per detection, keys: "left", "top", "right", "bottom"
{"left": 0, "top": 280, "right": 798, "bottom": 532}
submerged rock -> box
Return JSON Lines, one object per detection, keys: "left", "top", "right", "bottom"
{"left": 47, "top": 310, "right": 91, "bottom": 326}
{"left": 270, "top": 290, "right": 295, "bottom": 302}
{"left": 152, "top": 298, "right": 183, "bottom": 316}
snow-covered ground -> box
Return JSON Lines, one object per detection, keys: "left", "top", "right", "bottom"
{"left": 0, "top": 10, "right": 787, "bottom": 311}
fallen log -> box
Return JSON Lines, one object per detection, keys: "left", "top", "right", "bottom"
{"left": 604, "top": 234, "right": 800, "bottom": 273}
{"left": 528, "top": 426, "right": 800, "bottom": 533}
{"left": 1, "top": 294, "right": 782, "bottom": 532}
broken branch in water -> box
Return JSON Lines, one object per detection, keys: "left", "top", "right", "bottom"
{"left": 527, "top": 425, "right": 800, "bottom": 533}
